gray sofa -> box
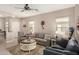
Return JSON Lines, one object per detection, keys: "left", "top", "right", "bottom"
{"left": 34, "top": 33, "right": 51, "bottom": 46}
{"left": 18, "top": 32, "right": 52, "bottom": 46}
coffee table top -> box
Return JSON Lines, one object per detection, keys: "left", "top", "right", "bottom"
{"left": 21, "top": 39, "right": 36, "bottom": 44}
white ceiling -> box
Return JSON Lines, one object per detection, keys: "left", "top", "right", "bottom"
{"left": 0, "top": 4, "right": 75, "bottom": 18}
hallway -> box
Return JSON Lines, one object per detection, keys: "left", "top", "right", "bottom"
{"left": 0, "top": 39, "right": 11, "bottom": 55}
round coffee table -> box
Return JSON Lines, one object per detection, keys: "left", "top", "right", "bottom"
{"left": 20, "top": 39, "right": 36, "bottom": 52}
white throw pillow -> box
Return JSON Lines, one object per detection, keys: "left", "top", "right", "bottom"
{"left": 44, "top": 34, "right": 50, "bottom": 40}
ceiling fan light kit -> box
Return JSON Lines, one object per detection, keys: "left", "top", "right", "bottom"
{"left": 15, "top": 4, "right": 38, "bottom": 12}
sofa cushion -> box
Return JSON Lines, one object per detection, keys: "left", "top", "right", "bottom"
{"left": 39, "top": 39, "right": 47, "bottom": 42}
{"left": 56, "top": 38, "right": 68, "bottom": 48}
{"left": 18, "top": 32, "right": 26, "bottom": 37}
{"left": 35, "top": 33, "right": 39, "bottom": 38}
{"left": 39, "top": 33, "right": 44, "bottom": 39}
{"left": 35, "top": 33, "right": 44, "bottom": 39}
{"left": 35, "top": 38, "right": 47, "bottom": 42}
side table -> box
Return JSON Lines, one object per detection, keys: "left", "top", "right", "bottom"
{"left": 50, "top": 39, "right": 56, "bottom": 47}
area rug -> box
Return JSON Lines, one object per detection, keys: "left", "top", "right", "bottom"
{"left": 7, "top": 45, "right": 45, "bottom": 55}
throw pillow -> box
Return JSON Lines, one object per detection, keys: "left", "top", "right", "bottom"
{"left": 66, "top": 37, "right": 79, "bottom": 53}
{"left": 44, "top": 34, "right": 50, "bottom": 40}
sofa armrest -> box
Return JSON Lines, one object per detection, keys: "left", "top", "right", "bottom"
{"left": 43, "top": 49, "right": 65, "bottom": 55}
{"left": 62, "top": 50, "right": 77, "bottom": 55}
{"left": 51, "top": 46, "right": 65, "bottom": 50}
{"left": 44, "top": 47, "right": 77, "bottom": 55}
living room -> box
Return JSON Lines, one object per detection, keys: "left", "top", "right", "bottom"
{"left": 0, "top": 4, "right": 79, "bottom": 55}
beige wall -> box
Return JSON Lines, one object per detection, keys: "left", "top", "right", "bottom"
{"left": 21, "top": 7, "right": 75, "bottom": 35}
{"left": 6, "top": 18, "right": 21, "bottom": 42}
{"left": 0, "top": 18, "right": 5, "bottom": 31}
{"left": 75, "top": 5, "right": 79, "bottom": 43}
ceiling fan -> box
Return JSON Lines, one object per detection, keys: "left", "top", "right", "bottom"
{"left": 15, "top": 4, "right": 38, "bottom": 12}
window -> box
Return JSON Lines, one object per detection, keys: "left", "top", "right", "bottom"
{"left": 56, "top": 17, "right": 69, "bottom": 35}
{"left": 28, "top": 21, "right": 35, "bottom": 33}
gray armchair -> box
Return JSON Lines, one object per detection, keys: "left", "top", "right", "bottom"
{"left": 18, "top": 32, "right": 29, "bottom": 44}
